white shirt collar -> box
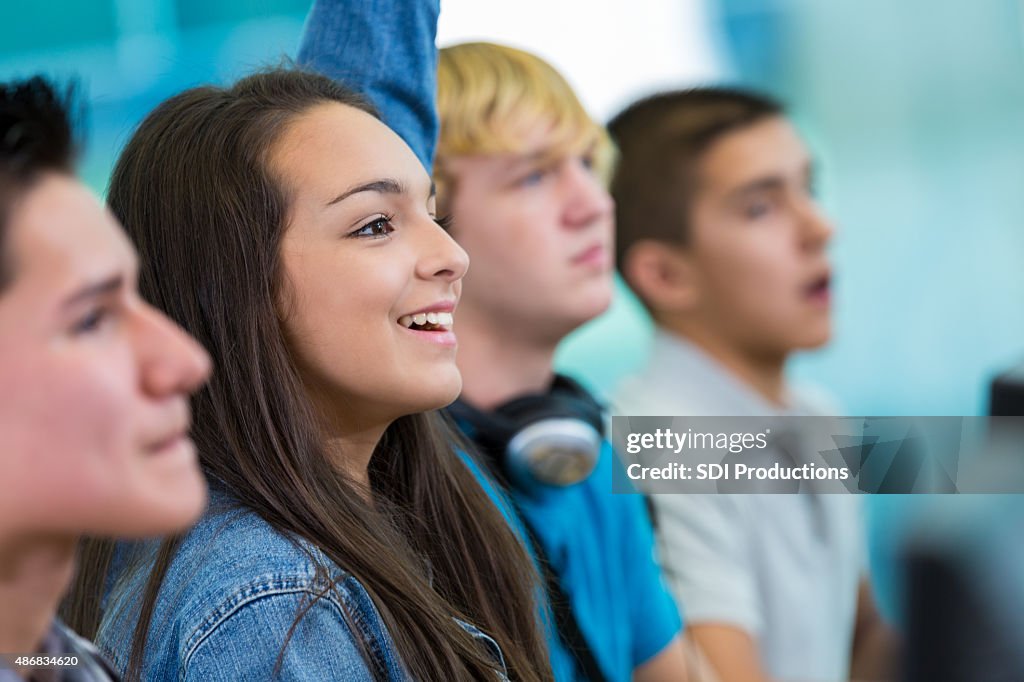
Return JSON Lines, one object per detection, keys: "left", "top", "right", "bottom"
{"left": 619, "top": 329, "right": 814, "bottom": 417}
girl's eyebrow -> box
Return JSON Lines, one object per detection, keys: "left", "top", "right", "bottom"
{"left": 325, "top": 179, "right": 436, "bottom": 207}
{"left": 326, "top": 178, "right": 405, "bottom": 207}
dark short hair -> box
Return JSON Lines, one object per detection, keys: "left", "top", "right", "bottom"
{"left": 0, "top": 76, "right": 79, "bottom": 292}
{"left": 608, "top": 87, "right": 783, "bottom": 274}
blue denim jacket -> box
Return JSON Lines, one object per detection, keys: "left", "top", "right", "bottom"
{"left": 96, "top": 489, "right": 507, "bottom": 681}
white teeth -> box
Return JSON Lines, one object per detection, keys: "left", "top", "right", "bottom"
{"left": 399, "top": 311, "right": 454, "bottom": 330}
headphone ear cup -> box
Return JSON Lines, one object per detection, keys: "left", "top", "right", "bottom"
{"left": 496, "top": 379, "right": 605, "bottom": 490}
{"left": 449, "top": 375, "right": 606, "bottom": 492}
{"left": 505, "top": 417, "right": 602, "bottom": 488}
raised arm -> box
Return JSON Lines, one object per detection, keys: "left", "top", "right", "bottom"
{"left": 297, "top": 0, "right": 441, "bottom": 171}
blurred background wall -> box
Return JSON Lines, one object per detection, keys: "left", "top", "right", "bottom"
{"left": 3, "top": 0, "right": 1020, "bottom": 417}
{"left": 4, "top": 0, "right": 1023, "bottom": 625}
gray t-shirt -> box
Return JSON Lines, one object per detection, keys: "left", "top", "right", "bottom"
{"left": 613, "top": 330, "right": 863, "bottom": 682}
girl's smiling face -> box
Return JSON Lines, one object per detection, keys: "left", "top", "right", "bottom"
{"left": 273, "top": 103, "right": 469, "bottom": 435}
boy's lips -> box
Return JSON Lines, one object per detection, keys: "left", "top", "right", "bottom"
{"left": 146, "top": 430, "right": 194, "bottom": 459}
{"left": 804, "top": 270, "right": 832, "bottom": 306}
{"left": 143, "top": 406, "right": 192, "bottom": 456}
{"left": 571, "top": 244, "right": 610, "bottom": 269}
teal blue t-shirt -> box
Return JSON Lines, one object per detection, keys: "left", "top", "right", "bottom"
{"left": 462, "top": 442, "right": 683, "bottom": 681}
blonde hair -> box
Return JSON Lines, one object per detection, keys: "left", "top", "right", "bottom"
{"left": 435, "top": 42, "right": 614, "bottom": 202}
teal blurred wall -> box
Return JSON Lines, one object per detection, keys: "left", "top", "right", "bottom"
{"left": 0, "top": 0, "right": 310, "bottom": 191}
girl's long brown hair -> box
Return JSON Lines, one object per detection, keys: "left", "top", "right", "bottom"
{"left": 63, "top": 68, "right": 550, "bottom": 682}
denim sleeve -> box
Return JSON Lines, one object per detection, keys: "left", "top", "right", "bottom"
{"left": 296, "top": 0, "right": 441, "bottom": 171}
{"left": 183, "top": 593, "right": 379, "bottom": 681}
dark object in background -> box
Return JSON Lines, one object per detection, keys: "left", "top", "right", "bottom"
{"left": 901, "top": 366, "right": 1024, "bottom": 681}
{"left": 903, "top": 498, "right": 1024, "bottom": 682}
{"left": 989, "top": 362, "right": 1024, "bottom": 416}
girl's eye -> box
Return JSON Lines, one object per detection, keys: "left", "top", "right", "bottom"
{"left": 350, "top": 215, "right": 395, "bottom": 239}
{"left": 72, "top": 307, "right": 111, "bottom": 335}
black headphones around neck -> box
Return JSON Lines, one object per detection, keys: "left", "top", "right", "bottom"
{"left": 448, "top": 374, "right": 605, "bottom": 494}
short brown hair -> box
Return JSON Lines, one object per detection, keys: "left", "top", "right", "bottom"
{"left": 608, "top": 87, "right": 783, "bottom": 275}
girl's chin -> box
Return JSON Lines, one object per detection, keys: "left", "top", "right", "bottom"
{"left": 393, "top": 382, "right": 464, "bottom": 417}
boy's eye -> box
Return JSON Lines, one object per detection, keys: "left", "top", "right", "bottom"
{"left": 72, "top": 307, "right": 112, "bottom": 335}
{"left": 517, "top": 168, "right": 548, "bottom": 187}
{"left": 743, "top": 196, "right": 776, "bottom": 220}
{"left": 744, "top": 202, "right": 774, "bottom": 220}
{"left": 350, "top": 215, "right": 395, "bottom": 238}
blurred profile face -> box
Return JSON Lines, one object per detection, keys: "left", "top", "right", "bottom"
{"left": 0, "top": 174, "right": 211, "bottom": 538}
{"left": 274, "top": 103, "right": 469, "bottom": 432}
{"left": 442, "top": 124, "right": 615, "bottom": 346}
{"left": 684, "top": 115, "right": 833, "bottom": 357}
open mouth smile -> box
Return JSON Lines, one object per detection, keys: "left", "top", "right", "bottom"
{"left": 398, "top": 311, "right": 454, "bottom": 332}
